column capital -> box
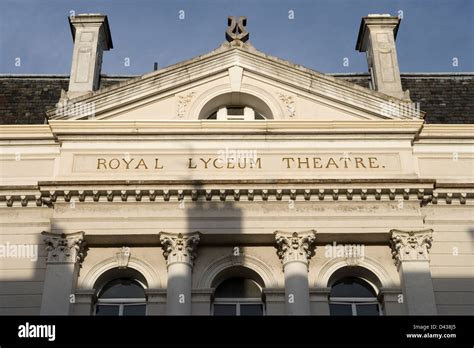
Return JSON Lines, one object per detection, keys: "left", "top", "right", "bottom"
{"left": 274, "top": 230, "right": 317, "bottom": 266}
{"left": 42, "top": 231, "right": 86, "bottom": 264}
{"left": 159, "top": 232, "right": 200, "bottom": 266}
{"left": 390, "top": 229, "right": 433, "bottom": 267}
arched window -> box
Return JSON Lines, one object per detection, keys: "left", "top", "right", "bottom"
{"left": 329, "top": 277, "right": 382, "bottom": 316}
{"left": 207, "top": 106, "right": 267, "bottom": 120}
{"left": 212, "top": 277, "right": 265, "bottom": 316}
{"left": 94, "top": 268, "right": 147, "bottom": 316}
{"left": 198, "top": 92, "right": 273, "bottom": 120}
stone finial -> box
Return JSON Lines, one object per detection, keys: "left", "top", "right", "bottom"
{"left": 274, "top": 230, "right": 317, "bottom": 266}
{"left": 67, "top": 14, "right": 113, "bottom": 98}
{"left": 42, "top": 231, "right": 86, "bottom": 263}
{"left": 160, "top": 232, "right": 200, "bottom": 266}
{"left": 356, "top": 14, "right": 410, "bottom": 100}
{"left": 390, "top": 229, "right": 433, "bottom": 267}
{"left": 226, "top": 16, "right": 249, "bottom": 43}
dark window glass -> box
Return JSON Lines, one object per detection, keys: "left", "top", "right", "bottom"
{"left": 213, "top": 304, "right": 237, "bottom": 316}
{"left": 207, "top": 111, "right": 217, "bottom": 120}
{"left": 96, "top": 305, "right": 120, "bottom": 316}
{"left": 329, "top": 303, "right": 353, "bottom": 316}
{"left": 99, "top": 279, "right": 146, "bottom": 299}
{"left": 123, "top": 304, "right": 146, "bottom": 316}
{"left": 214, "top": 277, "right": 261, "bottom": 298}
{"left": 227, "top": 107, "right": 245, "bottom": 115}
{"left": 330, "top": 277, "right": 376, "bottom": 298}
{"left": 240, "top": 304, "right": 263, "bottom": 316}
{"left": 356, "top": 304, "right": 380, "bottom": 316}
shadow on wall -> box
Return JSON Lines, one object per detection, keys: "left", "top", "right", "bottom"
{"left": 0, "top": 225, "right": 83, "bottom": 315}
{"left": 185, "top": 178, "right": 243, "bottom": 314}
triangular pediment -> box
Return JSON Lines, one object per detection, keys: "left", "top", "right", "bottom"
{"left": 47, "top": 42, "right": 423, "bottom": 121}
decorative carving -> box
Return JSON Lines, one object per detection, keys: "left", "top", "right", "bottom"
{"left": 160, "top": 232, "right": 200, "bottom": 266}
{"left": 115, "top": 246, "right": 131, "bottom": 269}
{"left": 226, "top": 16, "right": 249, "bottom": 43}
{"left": 345, "top": 255, "right": 361, "bottom": 267}
{"left": 390, "top": 229, "right": 433, "bottom": 268}
{"left": 274, "top": 230, "right": 317, "bottom": 266}
{"left": 278, "top": 93, "right": 296, "bottom": 118}
{"left": 42, "top": 231, "right": 86, "bottom": 263}
{"left": 176, "top": 92, "right": 195, "bottom": 119}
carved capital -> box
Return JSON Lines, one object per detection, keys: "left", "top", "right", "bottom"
{"left": 42, "top": 231, "right": 86, "bottom": 264}
{"left": 275, "top": 230, "right": 317, "bottom": 266}
{"left": 160, "top": 232, "right": 200, "bottom": 266}
{"left": 390, "top": 229, "right": 433, "bottom": 267}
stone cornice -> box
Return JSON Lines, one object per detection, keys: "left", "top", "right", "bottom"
{"left": 1, "top": 179, "right": 473, "bottom": 207}
{"left": 47, "top": 120, "right": 424, "bottom": 142}
{"left": 416, "top": 124, "right": 474, "bottom": 144}
{"left": 3, "top": 122, "right": 473, "bottom": 144}
{"left": 0, "top": 125, "right": 55, "bottom": 141}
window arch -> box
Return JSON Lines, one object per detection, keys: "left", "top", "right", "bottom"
{"left": 211, "top": 266, "right": 266, "bottom": 316}
{"left": 329, "top": 277, "right": 382, "bottom": 316}
{"left": 198, "top": 92, "right": 273, "bottom": 120}
{"left": 212, "top": 277, "right": 265, "bottom": 316}
{"left": 94, "top": 268, "right": 147, "bottom": 316}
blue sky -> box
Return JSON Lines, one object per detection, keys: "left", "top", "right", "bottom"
{"left": 0, "top": 0, "right": 472, "bottom": 75}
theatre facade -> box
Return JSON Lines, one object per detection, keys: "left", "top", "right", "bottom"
{"left": 0, "top": 14, "right": 473, "bottom": 316}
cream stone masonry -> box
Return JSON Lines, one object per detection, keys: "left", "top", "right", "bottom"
{"left": 275, "top": 230, "right": 317, "bottom": 315}
{"left": 356, "top": 14, "right": 409, "bottom": 100}
{"left": 40, "top": 231, "right": 86, "bottom": 315}
{"left": 47, "top": 42, "right": 422, "bottom": 121}
{"left": 0, "top": 13, "right": 472, "bottom": 317}
{"left": 66, "top": 14, "right": 113, "bottom": 99}
{"left": 160, "top": 232, "right": 200, "bottom": 315}
{"left": 390, "top": 229, "right": 437, "bottom": 315}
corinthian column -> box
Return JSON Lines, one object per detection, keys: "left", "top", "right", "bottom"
{"left": 390, "top": 229, "right": 437, "bottom": 315}
{"left": 160, "top": 232, "right": 200, "bottom": 315}
{"left": 275, "top": 230, "right": 317, "bottom": 315}
{"left": 40, "top": 231, "right": 86, "bottom": 315}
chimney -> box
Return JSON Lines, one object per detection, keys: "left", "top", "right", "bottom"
{"left": 356, "top": 14, "right": 409, "bottom": 100}
{"left": 67, "top": 14, "right": 113, "bottom": 98}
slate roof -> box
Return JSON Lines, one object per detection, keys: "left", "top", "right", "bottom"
{"left": 0, "top": 73, "right": 472, "bottom": 124}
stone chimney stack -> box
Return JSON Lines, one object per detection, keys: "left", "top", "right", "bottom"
{"left": 67, "top": 14, "right": 113, "bottom": 98}
{"left": 356, "top": 14, "right": 410, "bottom": 100}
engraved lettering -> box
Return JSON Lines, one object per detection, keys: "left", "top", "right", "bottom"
{"left": 200, "top": 158, "right": 211, "bottom": 169}
{"left": 188, "top": 158, "right": 197, "bottom": 169}
{"left": 134, "top": 158, "right": 148, "bottom": 170}
{"left": 355, "top": 157, "right": 366, "bottom": 169}
{"left": 282, "top": 157, "right": 295, "bottom": 169}
{"left": 155, "top": 158, "right": 164, "bottom": 169}
{"left": 326, "top": 157, "right": 339, "bottom": 168}
{"left": 368, "top": 157, "right": 380, "bottom": 168}
{"left": 109, "top": 158, "right": 120, "bottom": 169}
{"left": 97, "top": 158, "right": 107, "bottom": 170}
{"left": 298, "top": 157, "right": 309, "bottom": 169}
{"left": 122, "top": 158, "right": 134, "bottom": 169}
